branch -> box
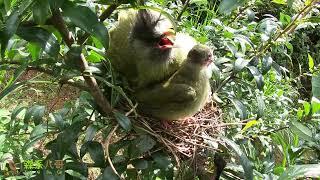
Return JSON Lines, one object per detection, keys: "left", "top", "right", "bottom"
{"left": 50, "top": 9, "right": 114, "bottom": 116}
{"left": 49, "top": 9, "right": 75, "bottom": 47}
{"left": 1, "top": 61, "right": 90, "bottom": 91}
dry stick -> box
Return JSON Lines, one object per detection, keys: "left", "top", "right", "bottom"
{"left": 105, "top": 125, "right": 122, "bottom": 179}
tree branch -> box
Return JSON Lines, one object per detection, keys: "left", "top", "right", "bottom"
{"left": 49, "top": 9, "right": 75, "bottom": 47}
{"left": 50, "top": 9, "right": 114, "bottom": 116}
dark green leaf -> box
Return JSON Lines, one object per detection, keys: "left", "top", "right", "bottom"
{"left": 99, "top": 167, "right": 119, "bottom": 180}
{"left": 16, "top": 26, "right": 60, "bottom": 57}
{"left": 247, "top": 66, "right": 264, "bottom": 90}
{"left": 30, "top": 124, "right": 47, "bottom": 139}
{"left": 80, "top": 141, "right": 105, "bottom": 167}
{"left": 261, "top": 54, "right": 273, "bottom": 74}
{"left": 85, "top": 124, "right": 99, "bottom": 142}
{"left": 132, "top": 159, "right": 149, "bottom": 170}
{"left": 0, "top": 11, "right": 20, "bottom": 56}
{"left": 33, "top": 0, "right": 51, "bottom": 25}
{"left": 113, "top": 111, "right": 132, "bottom": 131}
{"left": 220, "top": 136, "right": 253, "bottom": 180}
{"left": 256, "top": 94, "right": 265, "bottom": 118}
{"left": 65, "top": 162, "right": 88, "bottom": 177}
{"left": 290, "top": 121, "right": 314, "bottom": 142}
{"left": 62, "top": 2, "right": 109, "bottom": 49}
{"left": 152, "top": 152, "right": 171, "bottom": 169}
{"left": 218, "top": 0, "right": 245, "bottom": 14}
{"left": 230, "top": 99, "right": 248, "bottom": 119}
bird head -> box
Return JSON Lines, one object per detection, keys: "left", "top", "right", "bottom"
{"left": 187, "top": 44, "right": 213, "bottom": 67}
{"left": 130, "top": 9, "right": 176, "bottom": 62}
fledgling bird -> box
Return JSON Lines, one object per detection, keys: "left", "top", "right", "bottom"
{"left": 107, "top": 9, "right": 196, "bottom": 89}
{"left": 135, "top": 44, "right": 213, "bottom": 120}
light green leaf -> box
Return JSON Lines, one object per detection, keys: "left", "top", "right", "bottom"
{"left": 308, "top": 54, "right": 314, "bottom": 73}
{"left": 290, "top": 121, "right": 314, "bottom": 142}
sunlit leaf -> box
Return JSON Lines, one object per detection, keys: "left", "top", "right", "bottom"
{"left": 242, "top": 120, "right": 258, "bottom": 132}
{"left": 308, "top": 54, "right": 314, "bottom": 73}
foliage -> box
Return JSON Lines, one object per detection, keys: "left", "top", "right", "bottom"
{"left": 0, "top": 0, "right": 320, "bottom": 179}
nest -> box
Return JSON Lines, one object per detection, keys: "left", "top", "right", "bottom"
{"left": 127, "top": 100, "right": 224, "bottom": 160}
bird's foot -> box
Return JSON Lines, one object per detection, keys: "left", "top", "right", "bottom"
{"left": 161, "top": 119, "right": 173, "bottom": 129}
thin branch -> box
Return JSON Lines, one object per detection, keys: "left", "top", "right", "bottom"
{"left": 50, "top": 9, "right": 114, "bottom": 116}
{"left": 105, "top": 124, "right": 122, "bottom": 179}
{"left": 49, "top": 9, "right": 75, "bottom": 47}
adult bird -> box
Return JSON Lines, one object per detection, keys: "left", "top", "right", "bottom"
{"left": 107, "top": 8, "right": 197, "bottom": 89}
{"left": 135, "top": 44, "right": 214, "bottom": 120}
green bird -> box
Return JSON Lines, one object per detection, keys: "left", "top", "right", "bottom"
{"left": 107, "top": 9, "right": 196, "bottom": 89}
{"left": 135, "top": 44, "right": 213, "bottom": 120}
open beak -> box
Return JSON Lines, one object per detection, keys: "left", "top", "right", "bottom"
{"left": 157, "top": 29, "right": 176, "bottom": 49}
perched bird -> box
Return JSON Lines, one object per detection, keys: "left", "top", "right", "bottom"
{"left": 107, "top": 9, "right": 196, "bottom": 89}
{"left": 135, "top": 44, "right": 213, "bottom": 120}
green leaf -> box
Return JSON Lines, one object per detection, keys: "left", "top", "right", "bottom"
{"left": 80, "top": 141, "right": 105, "bottom": 167}
{"left": 308, "top": 54, "right": 314, "bottom": 73}
{"left": 85, "top": 124, "right": 99, "bottom": 142}
{"left": 0, "top": 12, "right": 20, "bottom": 56}
{"left": 16, "top": 26, "right": 60, "bottom": 57}
{"left": 311, "top": 97, "right": 320, "bottom": 115}
{"left": 279, "top": 164, "right": 320, "bottom": 179}
{"left": 132, "top": 159, "right": 149, "bottom": 170}
{"left": 256, "top": 94, "right": 265, "bottom": 118}
{"left": 28, "top": 43, "right": 41, "bottom": 61}
{"left": 152, "top": 152, "right": 171, "bottom": 169}
{"left": 289, "top": 121, "right": 314, "bottom": 142}
{"left": 230, "top": 98, "right": 248, "bottom": 119}
{"left": 272, "top": 0, "right": 286, "bottom": 4}
{"left": 33, "top": 0, "right": 51, "bottom": 25}
{"left": 65, "top": 162, "right": 88, "bottom": 178}
{"left": 234, "top": 58, "right": 249, "bottom": 73}
{"left": 113, "top": 111, "right": 132, "bottom": 132}
{"left": 0, "top": 81, "right": 27, "bottom": 100}
{"left": 220, "top": 136, "right": 253, "bottom": 180}
{"left": 287, "top": 0, "right": 294, "bottom": 7}
{"left": 130, "top": 135, "right": 156, "bottom": 158}
{"left": 99, "top": 167, "right": 119, "bottom": 180}
{"left": 247, "top": 66, "right": 264, "bottom": 90}
{"left": 242, "top": 120, "right": 258, "bottom": 132}
{"left": 218, "top": 0, "right": 245, "bottom": 14}
{"left": 261, "top": 54, "right": 273, "bottom": 74}
{"left": 62, "top": 2, "right": 109, "bottom": 49}
{"left": 312, "top": 73, "right": 320, "bottom": 99}
{"left": 48, "top": 0, "right": 65, "bottom": 9}
{"left": 30, "top": 124, "right": 47, "bottom": 139}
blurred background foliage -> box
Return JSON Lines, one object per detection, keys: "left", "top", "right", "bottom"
{"left": 0, "top": 0, "right": 320, "bottom": 179}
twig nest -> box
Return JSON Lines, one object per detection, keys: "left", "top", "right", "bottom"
{"left": 133, "top": 100, "right": 223, "bottom": 158}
